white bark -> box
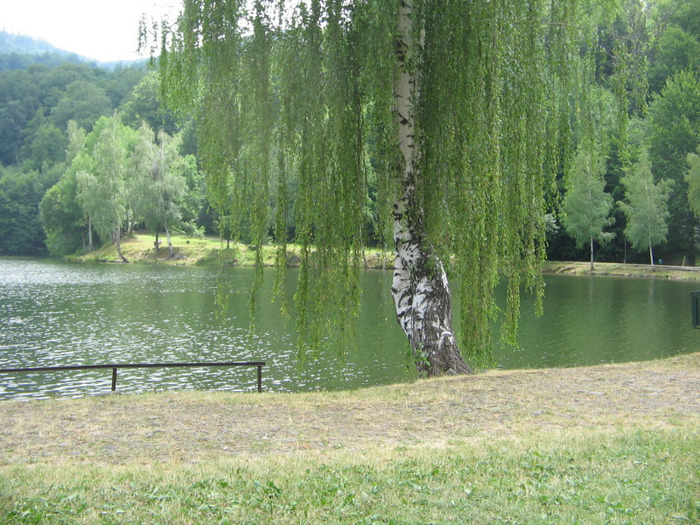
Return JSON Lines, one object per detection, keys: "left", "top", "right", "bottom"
{"left": 87, "top": 216, "right": 93, "bottom": 253}
{"left": 114, "top": 226, "right": 128, "bottom": 263}
{"left": 165, "top": 226, "right": 174, "bottom": 258}
{"left": 391, "top": 0, "right": 470, "bottom": 376}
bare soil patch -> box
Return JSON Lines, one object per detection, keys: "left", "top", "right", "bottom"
{"left": 1, "top": 353, "right": 698, "bottom": 467}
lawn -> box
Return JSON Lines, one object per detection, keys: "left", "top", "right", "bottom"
{"left": 1, "top": 353, "right": 698, "bottom": 524}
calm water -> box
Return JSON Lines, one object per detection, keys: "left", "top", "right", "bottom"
{"left": 1, "top": 257, "right": 698, "bottom": 399}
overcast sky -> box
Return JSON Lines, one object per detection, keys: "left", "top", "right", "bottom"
{"left": 0, "top": 0, "right": 181, "bottom": 62}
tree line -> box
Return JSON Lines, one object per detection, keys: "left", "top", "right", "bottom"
{"left": 552, "top": 0, "right": 700, "bottom": 266}
{"left": 0, "top": 62, "right": 203, "bottom": 256}
{"left": 42, "top": 117, "right": 202, "bottom": 260}
{"left": 0, "top": 0, "right": 697, "bottom": 268}
{"left": 0, "top": 0, "right": 698, "bottom": 371}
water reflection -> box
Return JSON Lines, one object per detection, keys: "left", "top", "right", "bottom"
{"left": 1, "top": 257, "right": 699, "bottom": 399}
{"left": 0, "top": 258, "right": 410, "bottom": 399}
{"left": 501, "top": 274, "right": 698, "bottom": 368}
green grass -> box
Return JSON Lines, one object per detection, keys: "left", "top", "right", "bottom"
{"left": 69, "top": 233, "right": 268, "bottom": 267}
{"left": 2, "top": 355, "right": 697, "bottom": 523}
{"left": 543, "top": 260, "right": 700, "bottom": 281}
{"left": 1, "top": 430, "right": 697, "bottom": 524}
{"left": 70, "top": 232, "right": 391, "bottom": 269}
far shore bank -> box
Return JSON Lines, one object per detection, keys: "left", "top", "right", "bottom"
{"left": 68, "top": 232, "right": 700, "bottom": 281}
{"left": 542, "top": 260, "right": 700, "bottom": 281}
{"left": 69, "top": 232, "right": 394, "bottom": 270}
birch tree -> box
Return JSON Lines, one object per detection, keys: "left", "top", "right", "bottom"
{"left": 619, "top": 149, "right": 671, "bottom": 266}
{"left": 153, "top": 0, "right": 616, "bottom": 373}
{"left": 75, "top": 116, "right": 132, "bottom": 262}
{"left": 130, "top": 124, "right": 188, "bottom": 257}
{"left": 562, "top": 145, "right": 616, "bottom": 270}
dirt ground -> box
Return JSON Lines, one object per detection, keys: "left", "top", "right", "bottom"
{"left": 0, "top": 353, "right": 698, "bottom": 466}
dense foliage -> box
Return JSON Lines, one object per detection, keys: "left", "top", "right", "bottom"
{"left": 0, "top": 57, "right": 207, "bottom": 257}
{"left": 0, "top": 1, "right": 697, "bottom": 263}
{"left": 0, "top": 0, "right": 699, "bottom": 366}
{"left": 153, "top": 0, "right": 625, "bottom": 367}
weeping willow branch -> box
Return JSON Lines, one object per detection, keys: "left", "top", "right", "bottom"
{"left": 154, "top": 0, "right": 618, "bottom": 373}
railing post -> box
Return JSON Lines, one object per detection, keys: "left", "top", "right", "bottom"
{"left": 0, "top": 361, "right": 266, "bottom": 395}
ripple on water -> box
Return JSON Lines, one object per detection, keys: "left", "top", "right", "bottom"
{"left": 4, "top": 258, "right": 697, "bottom": 399}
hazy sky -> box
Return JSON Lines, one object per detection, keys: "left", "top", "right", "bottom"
{"left": 0, "top": 0, "right": 181, "bottom": 62}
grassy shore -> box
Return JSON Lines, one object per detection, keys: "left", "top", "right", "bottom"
{"left": 543, "top": 260, "right": 700, "bottom": 281}
{"left": 73, "top": 232, "right": 700, "bottom": 283}
{"left": 71, "top": 232, "right": 393, "bottom": 270}
{"left": 1, "top": 353, "right": 698, "bottom": 524}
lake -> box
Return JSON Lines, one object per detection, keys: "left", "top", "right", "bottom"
{"left": 1, "top": 257, "right": 698, "bottom": 399}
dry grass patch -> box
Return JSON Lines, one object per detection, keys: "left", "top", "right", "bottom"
{"left": 0, "top": 354, "right": 698, "bottom": 524}
{"left": 1, "top": 353, "right": 697, "bottom": 467}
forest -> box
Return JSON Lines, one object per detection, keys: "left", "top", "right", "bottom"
{"left": 0, "top": 0, "right": 699, "bottom": 268}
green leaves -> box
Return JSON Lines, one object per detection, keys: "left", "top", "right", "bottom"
{"left": 562, "top": 145, "right": 615, "bottom": 267}
{"left": 619, "top": 149, "right": 671, "bottom": 263}
{"left": 687, "top": 146, "right": 700, "bottom": 217}
{"left": 647, "top": 69, "right": 700, "bottom": 254}
{"left": 157, "top": 0, "right": 621, "bottom": 367}
{"left": 130, "top": 125, "right": 189, "bottom": 243}
{"left": 75, "top": 116, "right": 131, "bottom": 246}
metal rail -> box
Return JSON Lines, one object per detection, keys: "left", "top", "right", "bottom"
{"left": 0, "top": 361, "right": 266, "bottom": 393}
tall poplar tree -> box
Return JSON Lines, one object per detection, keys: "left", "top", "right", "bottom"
{"left": 562, "top": 145, "right": 616, "bottom": 270}
{"left": 619, "top": 149, "right": 671, "bottom": 266}
{"left": 153, "top": 0, "right": 616, "bottom": 373}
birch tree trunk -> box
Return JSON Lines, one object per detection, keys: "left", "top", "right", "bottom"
{"left": 392, "top": 0, "right": 470, "bottom": 376}
{"left": 87, "top": 217, "right": 93, "bottom": 253}
{"left": 114, "top": 227, "right": 128, "bottom": 263}
{"left": 165, "top": 226, "right": 174, "bottom": 258}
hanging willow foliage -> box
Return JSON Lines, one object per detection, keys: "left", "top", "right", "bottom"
{"left": 414, "top": 0, "right": 550, "bottom": 364}
{"left": 156, "top": 0, "right": 619, "bottom": 370}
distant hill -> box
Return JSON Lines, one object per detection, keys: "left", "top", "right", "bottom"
{"left": 0, "top": 31, "right": 143, "bottom": 71}
{"left": 0, "top": 31, "right": 77, "bottom": 56}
